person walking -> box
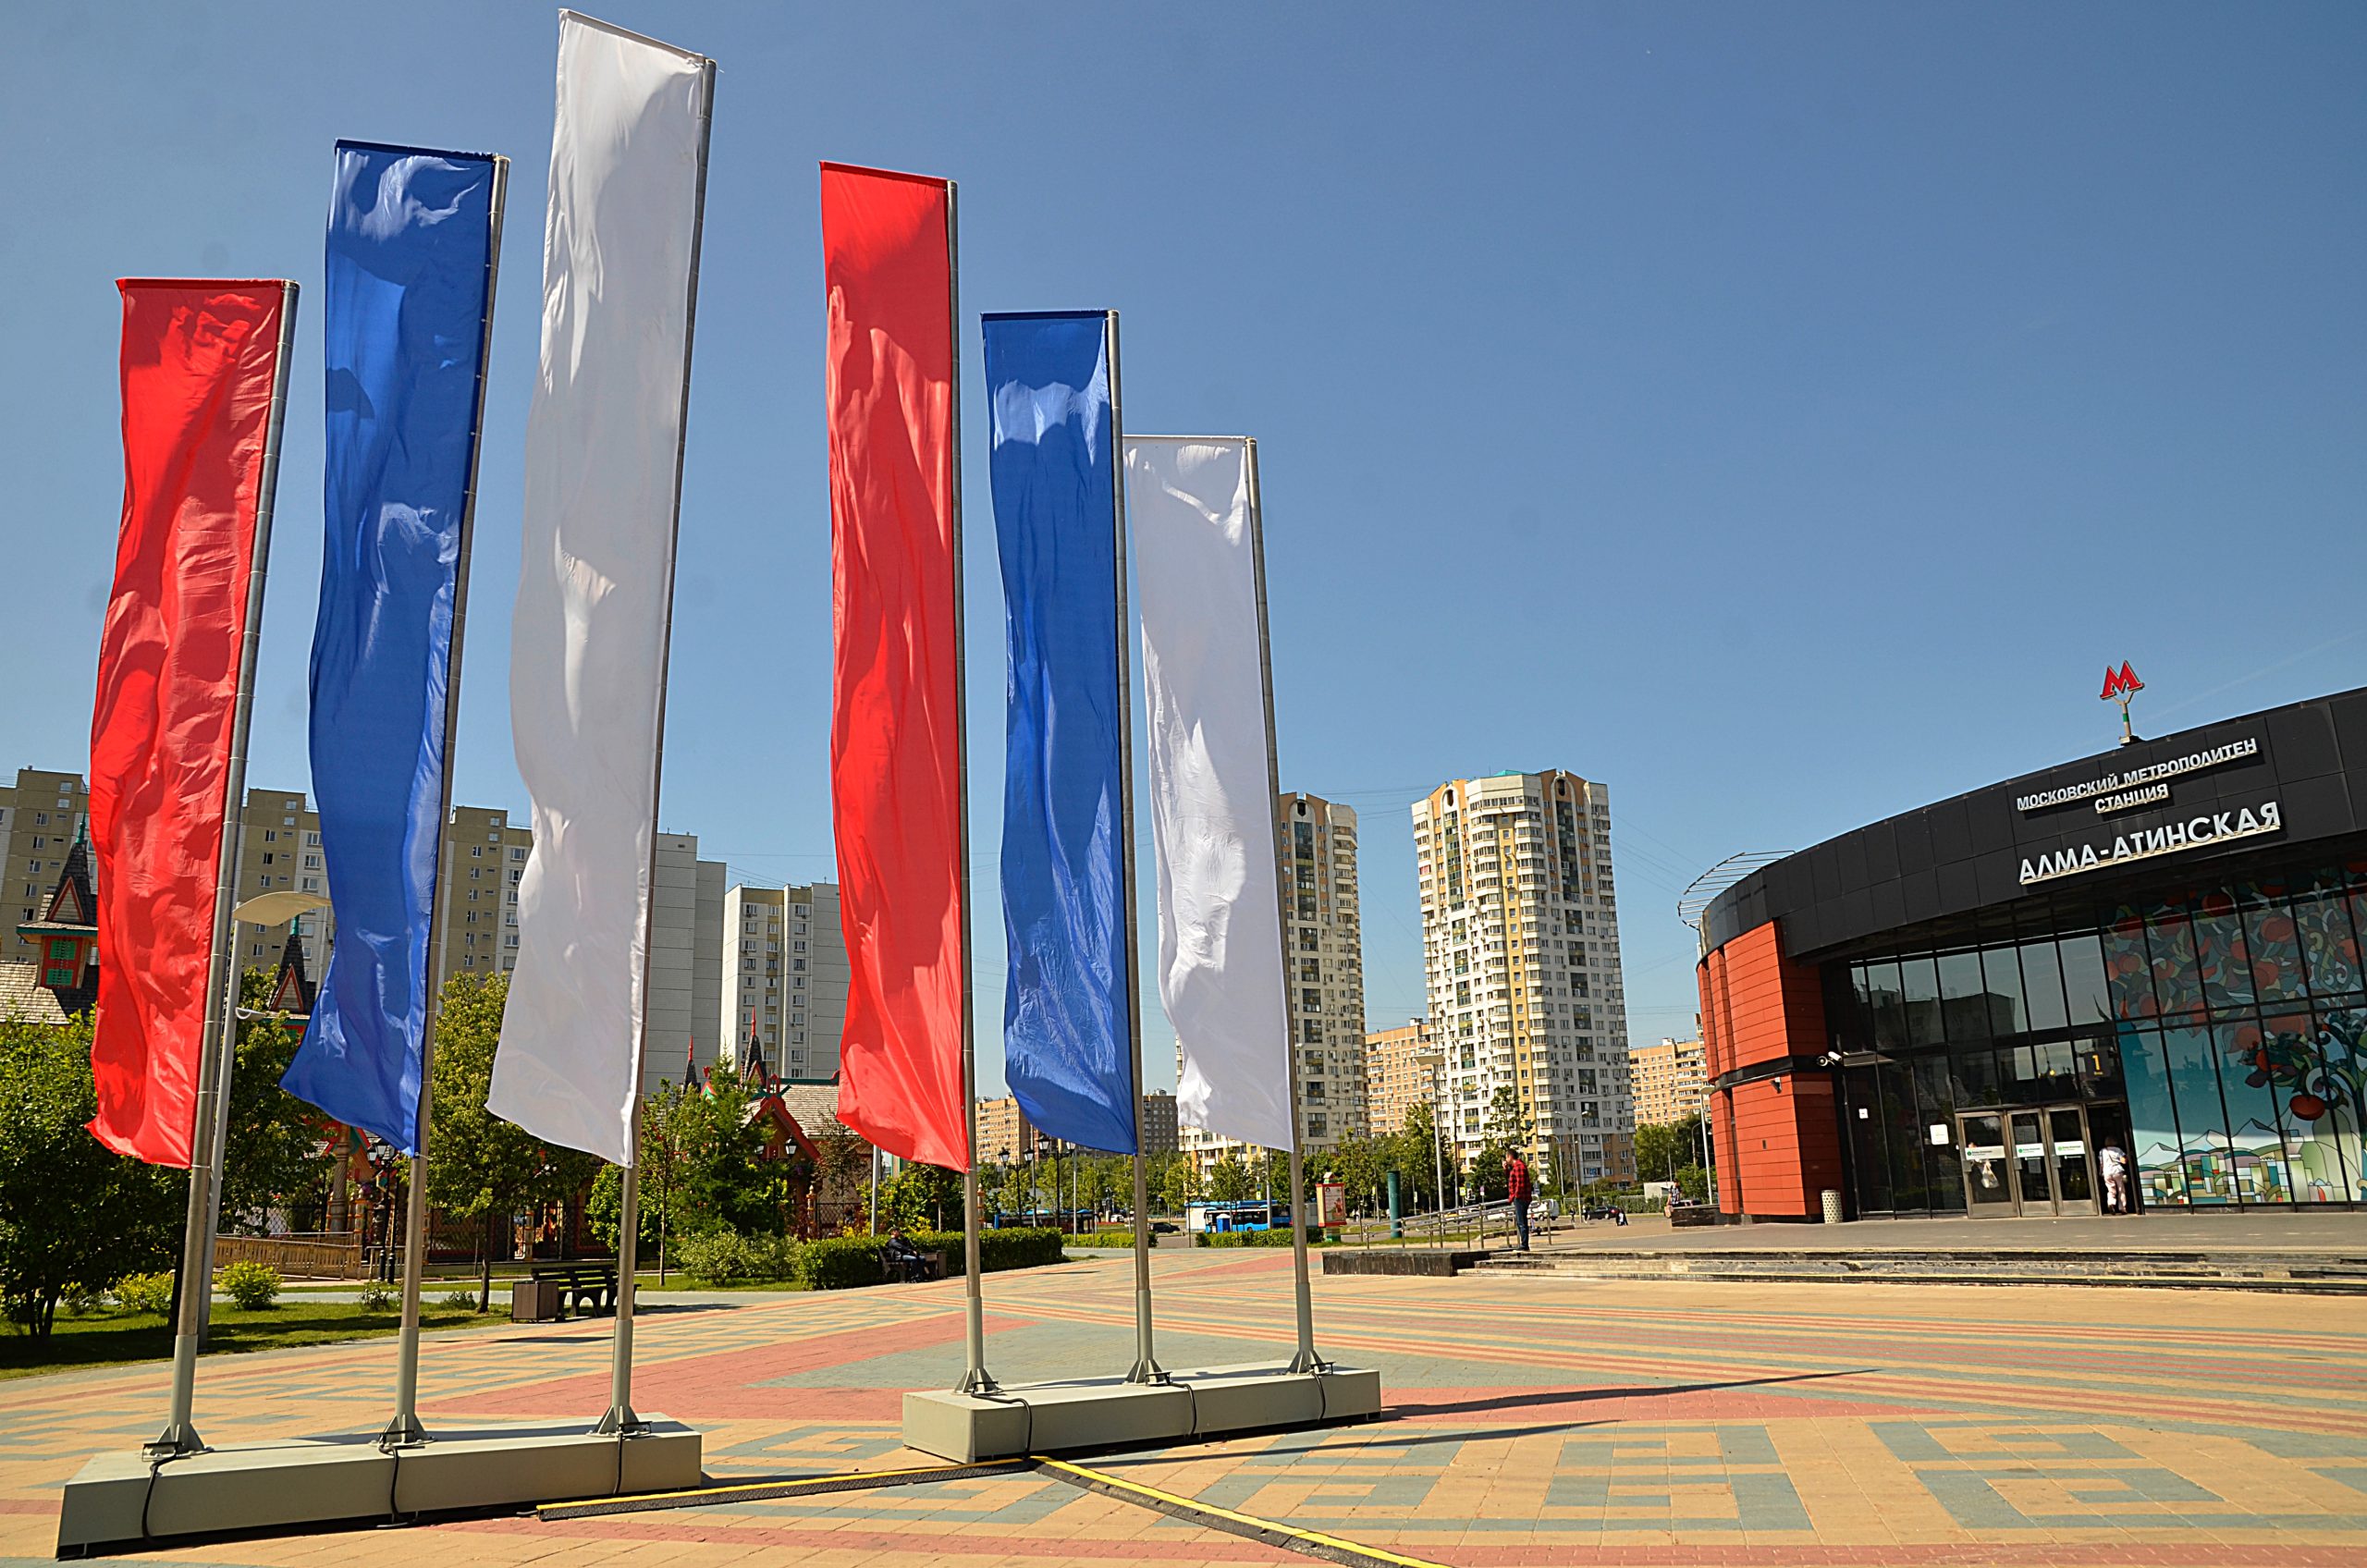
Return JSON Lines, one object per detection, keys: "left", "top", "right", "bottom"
{"left": 2098, "top": 1141, "right": 2131, "bottom": 1215}
{"left": 1507, "top": 1150, "right": 1533, "bottom": 1251}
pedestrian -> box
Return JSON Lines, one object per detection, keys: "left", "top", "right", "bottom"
{"left": 1507, "top": 1150, "right": 1533, "bottom": 1251}
{"left": 2098, "top": 1141, "right": 2130, "bottom": 1215}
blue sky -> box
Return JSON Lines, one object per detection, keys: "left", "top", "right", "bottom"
{"left": 6, "top": 4, "right": 2364, "bottom": 1095}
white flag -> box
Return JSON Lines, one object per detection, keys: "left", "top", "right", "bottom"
{"left": 489, "top": 12, "right": 712, "bottom": 1165}
{"left": 1126, "top": 437, "right": 1295, "bottom": 1152}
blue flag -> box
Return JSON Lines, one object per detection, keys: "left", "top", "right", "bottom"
{"left": 986, "top": 312, "right": 1137, "bottom": 1155}
{"left": 282, "top": 142, "right": 499, "bottom": 1153}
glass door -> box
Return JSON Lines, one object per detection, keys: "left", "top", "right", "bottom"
{"left": 1959, "top": 1113, "right": 2016, "bottom": 1215}
{"left": 2048, "top": 1106, "right": 2098, "bottom": 1218}
{"left": 2009, "top": 1111, "right": 2054, "bottom": 1211}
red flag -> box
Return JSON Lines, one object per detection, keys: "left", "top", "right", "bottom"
{"left": 89, "top": 280, "right": 292, "bottom": 1167}
{"left": 820, "top": 164, "right": 969, "bottom": 1171}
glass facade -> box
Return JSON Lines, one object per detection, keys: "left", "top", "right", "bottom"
{"left": 1829, "top": 858, "right": 2367, "bottom": 1214}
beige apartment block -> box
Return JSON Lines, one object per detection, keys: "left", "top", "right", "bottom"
{"left": 436, "top": 809, "right": 724, "bottom": 1093}
{"left": 1364, "top": 1017, "right": 1439, "bottom": 1135}
{"left": 229, "top": 789, "right": 333, "bottom": 981}
{"left": 975, "top": 1095, "right": 1045, "bottom": 1165}
{"left": 1630, "top": 1035, "right": 1709, "bottom": 1128}
{"left": 977, "top": 1090, "right": 1179, "bottom": 1163}
{"left": 435, "top": 805, "right": 533, "bottom": 990}
{"left": 718, "top": 882, "right": 849, "bottom": 1084}
{"left": 3, "top": 769, "right": 90, "bottom": 965}
{"left": 1183, "top": 791, "right": 1367, "bottom": 1174}
{"left": 1414, "top": 770, "right": 1636, "bottom": 1187}
{"left": 10, "top": 770, "right": 330, "bottom": 981}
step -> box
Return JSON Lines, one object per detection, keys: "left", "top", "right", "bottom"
{"left": 1465, "top": 1247, "right": 2367, "bottom": 1292}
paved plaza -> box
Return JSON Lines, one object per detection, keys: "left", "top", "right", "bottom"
{"left": 5, "top": 1245, "right": 2365, "bottom": 1566}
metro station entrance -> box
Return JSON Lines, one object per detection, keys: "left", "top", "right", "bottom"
{"left": 1956, "top": 1105, "right": 2113, "bottom": 1217}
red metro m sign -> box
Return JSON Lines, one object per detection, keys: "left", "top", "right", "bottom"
{"left": 2102, "top": 660, "right": 2144, "bottom": 743}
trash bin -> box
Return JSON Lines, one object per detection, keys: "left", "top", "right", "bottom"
{"left": 510, "top": 1278, "right": 557, "bottom": 1322}
{"left": 1820, "top": 1188, "right": 1845, "bottom": 1224}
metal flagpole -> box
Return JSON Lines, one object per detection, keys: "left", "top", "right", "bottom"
{"left": 1110, "top": 313, "right": 1164, "bottom": 1385}
{"left": 149, "top": 281, "right": 300, "bottom": 1460}
{"left": 190, "top": 814, "right": 247, "bottom": 1354}
{"left": 948, "top": 179, "right": 996, "bottom": 1398}
{"left": 1242, "top": 438, "right": 1325, "bottom": 1377}
{"left": 598, "top": 53, "right": 716, "bottom": 1439}
{"left": 384, "top": 153, "right": 509, "bottom": 1449}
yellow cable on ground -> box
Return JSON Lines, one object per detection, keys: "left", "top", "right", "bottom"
{"left": 1032, "top": 1455, "right": 1453, "bottom": 1568}
{"left": 536, "top": 1458, "right": 1025, "bottom": 1519}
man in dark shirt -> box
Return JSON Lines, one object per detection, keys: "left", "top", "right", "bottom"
{"left": 1507, "top": 1152, "right": 1533, "bottom": 1251}
{"left": 882, "top": 1228, "right": 929, "bottom": 1283}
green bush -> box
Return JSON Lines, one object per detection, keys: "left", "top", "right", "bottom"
{"left": 911, "top": 1227, "right": 1062, "bottom": 1273}
{"left": 217, "top": 1269, "right": 279, "bottom": 1317}
{"left": 112, "top": 1272, "right": 175, "bottom": 1316}
{"left": 357, "top": 1279, "right": 395, "bottom": 1312}
{"left": 1195, "top": 1226, "right": 1319, "bottom": 1247}
{"left": 798, "top": 1236, "right": 889, "bottom": 1291}
{"left": 676, "top": 1228, "right": 802, "bottom": 1285}
{"left": 218, "top": 1260, "right": 281, "bottom": 1310}
{"left": 440, "top": 1289, "right": 480, "bottom": 1311}
{"left": 60, "top": 1282, "right": 105, "bottom": 1317}
{"left": 1075, "top": 1229, "right": 1139, "bottom": 1248}
{"left": 675, "top": 1229, "right": 753, "bottom": 1285}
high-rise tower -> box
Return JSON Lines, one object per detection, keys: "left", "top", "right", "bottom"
{"left": 1413, "top": 770, "right": 1635, "bottom": 1186}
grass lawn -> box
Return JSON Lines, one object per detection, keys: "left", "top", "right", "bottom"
{"left": 0, "top": 1300, "right": 505, "bottom": 1380}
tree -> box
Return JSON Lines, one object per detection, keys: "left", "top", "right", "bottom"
{"left": 1155, "top": 1149, "right": 1199, "bottom": 1214}
{"left": 1208, "top": 1153, "right": 1255, "bottom": 1202}
{"left": 422, "top": 974, "right": 600, "bottom": 1309}
{"left": 1330, "top": 1135, "right": 1385, "bottom": 1219}
{"left": 586, "top": 1083, "right": 703, "bottom": 1283}
{"left": 880, "top": 1163, "right": 962, "bottom": 1231}
{"left": 1634, "top": 1115, "right": 1705, "bottom": 1184}
{"left": 0, "top": 1011, "right": 180, "bottom": 1338}
{"left": 1392, "top": 1102, "right": 1453, "bottom": 1212}
{"left": 220, "top": 969, "right": 337, "bottom": 1234}
{"left": 807, "top": 1126, "right": 871, "bottom": 1233}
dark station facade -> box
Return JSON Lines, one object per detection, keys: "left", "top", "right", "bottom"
{"left": 1696, "top": 687, "right": 2367, "bottom": 1220}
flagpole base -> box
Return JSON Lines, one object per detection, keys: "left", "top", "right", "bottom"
{"left": 377, "top": 1413, "right": 429, "bottom": 1450}
{"left": 1287, "top": 1348, "right": 1331, "bottom": 1376}
{"left": 956, "top": 1366, "right": 1000, "bottom": 1396}
{"left": 904, "top": 1362, "right": 1380, "bottom": 1464}
{"left": 142, "top": 1423, "right": 205, "bottom": 1463}
{"left": 592, "top": 1403, "right": 644, "bottom": 1437}
{"left": 1123, "top": 1357, "right": 1170, "bottom": 1385}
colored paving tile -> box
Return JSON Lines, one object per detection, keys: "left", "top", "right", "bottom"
{"left": 2, "top": 1245, "right": 2363, "bottom": 1566}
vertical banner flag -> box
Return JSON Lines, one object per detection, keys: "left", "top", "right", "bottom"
{"left": 1126, "top": 437, "right": 1295, "bottom": 1152}
{"left": 489, "top": 12, "right": 714, "bottom": 1165}
{"left": 89, "top": 281, "right": 294, "bottom": 1167}
{"left": 281, "top": 143, "right": 500, "bottom": 1154}
{"left": 985, "top": 312, "right": 1136, "bottom": 1155}
{"left": 821, "top": 164, "right": 969, "bottom": 1170}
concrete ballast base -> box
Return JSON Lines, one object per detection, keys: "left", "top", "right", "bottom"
{"left": 56, "top": 1417, "right": 702, "bottom": 1555}
{"left": 901, "top": 1363, "right": 1382, "bottom": 1464}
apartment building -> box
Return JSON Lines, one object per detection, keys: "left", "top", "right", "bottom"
{"left": 718, "top": 882, "right": 850, "bottom": 1084}
{"left": 978, "top": 1090, "right": 1180, "bottom": 1162}
{"left": 6, "top": 770, "right": 331, "bottom": 980}
{"left": 1182, "top": 791, "right": 1367, "bottom": 1172}
{"left": 1363, "top": 1017, "right": 1439, "bottom": 1135}
{"left": 435, "top": 805, "right": 533, "bottom": 988}
{"left": 1629, "top": 1035, "right": 1709, "bottom": 1127}
{"left": 1413, "top": 770, "right": 1636, "bottom": 1186}
{"left": 4, "top": 769, "right": 89, "bottom": 965}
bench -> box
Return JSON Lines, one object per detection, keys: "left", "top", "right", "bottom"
{"left": 883, "top": 1247, "right": 945, "bottom": 1284}
{"left": 521, "top": 1262, "right": 618, "bottom": 1320}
